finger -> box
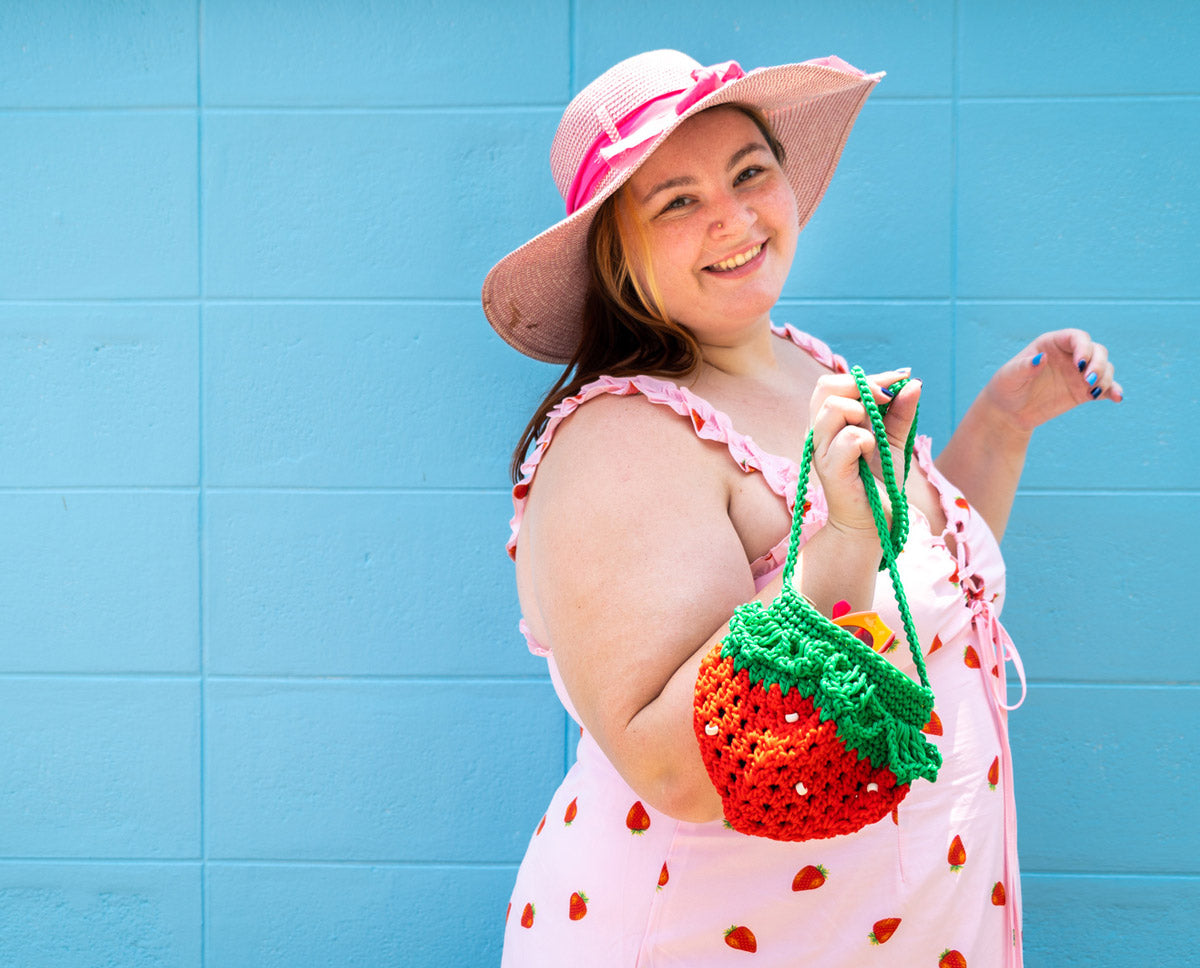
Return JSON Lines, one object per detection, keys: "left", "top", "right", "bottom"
{"left": 824, "top": 424, "right": 876, "bottom": 468}
{"left": 814, "top": 416, "right": 875, "bottom": 491}
{"left": 879, "top": 405, "right": 916, "bottom": 487}
{"left": 810, "top": 370, "right": 911, "bottom": 418}
{"left": 1087, "top": 358, "right": 1118, "bottom": 401}
{"left": 811, "top": 400, "right": 878, "bottom": 491}
{"left": 1048, "top": 328, "right": 1093, "bottom": 371}
{"left": 1081, "top": 342, "right": 1109, "bottom": 394}
{"left": 809, "top": 373, "right": 854, "bottom": 422}
{"left": 864, "top": 369, "right": 914, "bottom": 404}
{"left": 864, "top": 368, "right": 913, "bottom": 388}
{"left": 811, "top": 395, "right": 869, "bottom": 451}
{"left": 879, "top": 378, "right": 922, "bottom": 459}
{"left": 880, "top": 377, "right": 921, "bottom": 426}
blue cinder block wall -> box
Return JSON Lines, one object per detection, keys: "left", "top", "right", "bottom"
{"left": 1, "top": 3, "right": 1195, "bottom": 966}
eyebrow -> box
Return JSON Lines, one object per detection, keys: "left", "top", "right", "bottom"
{"left": 639, "top": 141, "right": 770, "bottom": 205}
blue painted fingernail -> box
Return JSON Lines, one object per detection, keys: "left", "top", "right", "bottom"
{"left": 1077, "top": 359, "right": 1087, "bottom": 372}
{"left": 881, "top": 385, "right": 895, "bottom": 398}
{"left": 1086, "top": 371, "right": 1098, "bottom": 385}
{"left": 1031, "top": 352, "right": 1044, "bottom": 367}
{"left": 1090, "top": 386, "right": 1102, "bottom": 398}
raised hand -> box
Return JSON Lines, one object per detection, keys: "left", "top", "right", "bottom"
{"left": 980, "top": 329, "right": 1123, "bottom": 433}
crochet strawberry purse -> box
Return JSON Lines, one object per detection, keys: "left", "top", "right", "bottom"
{"left": 694, "top": 367, "right": 942, "bottom": 841}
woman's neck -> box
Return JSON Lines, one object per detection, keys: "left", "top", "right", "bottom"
{"left": 693, "top": 320, "right": 784, "bottom": 382}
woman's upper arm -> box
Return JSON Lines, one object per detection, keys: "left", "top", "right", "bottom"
{"left": 517, "top": 395, "right": 753, "bottom": 770}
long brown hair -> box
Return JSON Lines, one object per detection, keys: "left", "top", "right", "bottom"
{"left": 509, "top": 105, "right": 786, "bottom": 483}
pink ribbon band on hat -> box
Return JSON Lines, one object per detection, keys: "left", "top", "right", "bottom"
{"left": 564, "top": 60, "right": 745, "bottom": 214}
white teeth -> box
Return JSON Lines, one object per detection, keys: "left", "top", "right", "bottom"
{"left": 710, "top": 243, "right": 762, "bottom": 272}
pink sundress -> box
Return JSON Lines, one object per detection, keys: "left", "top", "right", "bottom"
{"left": 501, "top": 326, "right": 1025, "bottom": 968}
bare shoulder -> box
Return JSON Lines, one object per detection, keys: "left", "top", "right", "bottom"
{"left": 515, "top": 390, "right": 746, "bottom": 647}
{"left": 528, "top": 391, "right": 724, "bottom": 514}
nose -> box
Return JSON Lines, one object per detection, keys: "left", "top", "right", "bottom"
{"left": 710, "top": 192, "right": 755, "bottom": 238}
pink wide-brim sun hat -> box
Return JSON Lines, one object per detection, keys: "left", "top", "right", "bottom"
{"left": 481, "top": 49, "right": 882, "bottom": 364}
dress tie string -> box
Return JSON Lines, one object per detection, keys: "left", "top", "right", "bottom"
{"left": 949, "top": 517, "right": 1025, "bottom": 965}
{"left": 970, "top": 592, "right": 1026, "bottom": 965}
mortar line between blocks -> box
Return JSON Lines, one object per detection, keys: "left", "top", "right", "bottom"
{"left": 0, "top": 673, "right": 203, "bottom": 682}
{"left": 0, "top": 485, "right": 201, "bottom": 493}
{"left": 3, "top": 94, "right": 1196, "bottom": 117}
{"left": 0, "top": 857, "right": 205, "bottom": 866}
{"left": 568, "top": 0, "right": 578, "bottom": 95}
{"left": 1017, "top": 487, "right": 1200, "bottom": 497}
{"left": 0, "top": 856, "right": 521, "bottom": 870}
{"left": 196, "top": 2, "right": 208, "bottom": 962}
{"left": 5, "top": 484, "right": 1194, "bottom": 496}
{"left": 1022, "top": 869, "right": 1200, "bottom": 881}
{"left": 203, "top": 674, "right": 554, "bottom": 685}
{"left": 8, "top": 858, "right": 1189, "bottom": 876}
{"left": 949, "top": 0, "right": 961, "bottom": 429}
{"left": 1024, "top": 681, "right": 1199, "bottom": 690}
{"left": 7, "top": 295, "right": 1199, "bottom": 307}
{"left": 199, "top": 858, "right": 525, "bottom": 870}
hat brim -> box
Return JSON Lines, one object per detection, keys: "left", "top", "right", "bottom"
{"left": 482, "top": 60, "right": 882, "bottom": 364}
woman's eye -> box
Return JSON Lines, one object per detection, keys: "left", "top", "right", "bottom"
{"left": 735, "top": 166, "right": 764, "bottom": 185}
{"left": 660, "top": 195, "right": 692, "bottom": 214}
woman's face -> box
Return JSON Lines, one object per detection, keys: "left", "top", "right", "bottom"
{"left": 623, "top": 106, "right": 798, "bottom": 347}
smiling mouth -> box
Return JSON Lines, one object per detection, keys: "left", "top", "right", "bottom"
{"left": 706, "top": 242, "right": 764, "bottom": 272}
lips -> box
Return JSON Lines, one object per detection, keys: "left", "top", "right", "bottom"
{"left": 706, "top": 242, "right": 764, "bottom": 272}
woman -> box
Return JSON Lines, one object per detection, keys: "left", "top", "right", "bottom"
{"left": 482, "top": 50, "right": 1120, "bottom": 967}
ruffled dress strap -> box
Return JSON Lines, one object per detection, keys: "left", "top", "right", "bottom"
{"left": 770, "top": 322, "right": 851, "bottom": 375}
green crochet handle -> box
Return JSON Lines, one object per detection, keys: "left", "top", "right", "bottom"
{"left": 781, "top": 366, "right": 930, "bottom": 691}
